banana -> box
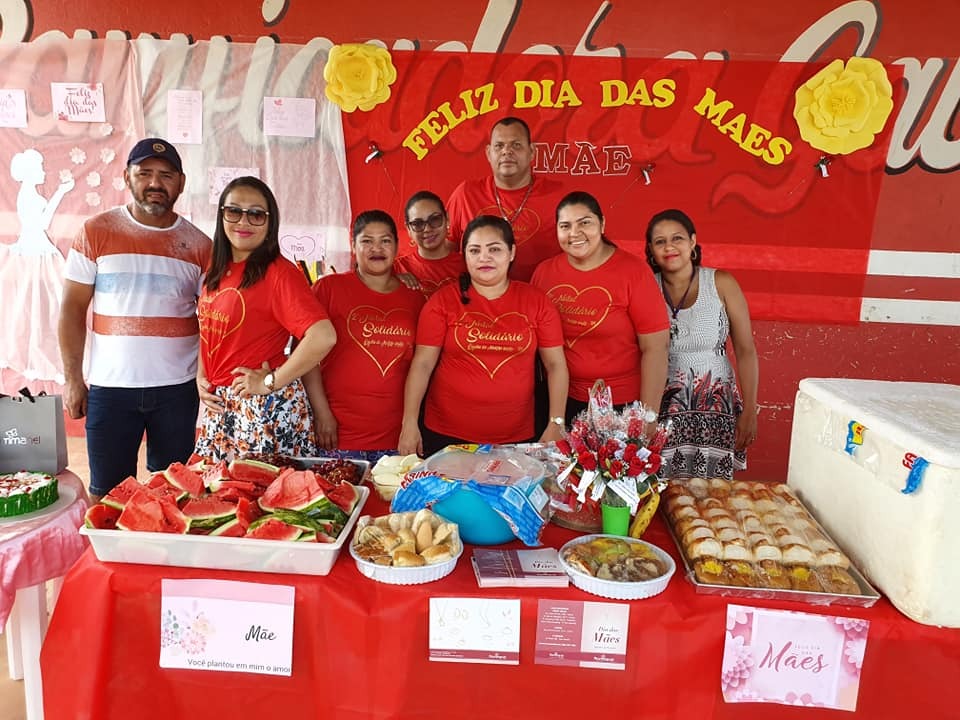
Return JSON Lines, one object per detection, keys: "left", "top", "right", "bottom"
{"left": 628, "top": 490, "right": 661, "bottom": 538}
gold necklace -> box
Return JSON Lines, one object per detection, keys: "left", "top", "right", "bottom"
{"left": 493, "top": 178, "right": 535, "bottom": 227}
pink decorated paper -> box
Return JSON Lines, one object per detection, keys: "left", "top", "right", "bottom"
{"left": 0, "top": 471, "right": 89, "bottom": 626}
{"left": 722, "top": 604, "right": 869, "bottom": 711}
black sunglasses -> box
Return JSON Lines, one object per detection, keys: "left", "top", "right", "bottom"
{"left": 222, "top": 206, "right": 270, "bottom": 226}
{"left": 406, "top": 211, "right": 445, "bottom": 233}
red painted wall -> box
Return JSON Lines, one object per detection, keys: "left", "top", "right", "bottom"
{"left": 4, "top": 0, "right": 958, "bottom": 479}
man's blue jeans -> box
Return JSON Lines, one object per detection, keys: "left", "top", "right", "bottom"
{"left": 85, "top": 380, "right": 199, "bottom": 495}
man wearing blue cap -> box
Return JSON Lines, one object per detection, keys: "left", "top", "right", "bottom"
{"left": 58, "top": 138, "right": 212, "bottom": 499}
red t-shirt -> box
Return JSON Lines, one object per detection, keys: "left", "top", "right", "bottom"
{"left": 417, "top": 281, "right": 563, "bottom": 443}
{"left": 446, "top": 175, "right": 566, "bottom": 282}
{"left": 531, "top": 249, "right": 670, "bottom": 403}
{"left": 313, "top": 273, "right": 425, "bottom": 450}
{"left": 199, "top": 257, "right": 328, "bottom": 387}
{"left": 394, "top": 251, "right": 465, "bottom": 298}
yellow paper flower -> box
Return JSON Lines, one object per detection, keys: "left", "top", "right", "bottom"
{"left": 323, "top": 44, "right": 397, "bottom": 113}
{"left": 793, "top": 57, "right": 894, "bottom": 155}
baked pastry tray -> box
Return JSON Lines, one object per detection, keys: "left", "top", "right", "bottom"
{"left": 664, "top": 520, "right": 880, "bottom": 607}
{"left": 660, "top": 479, "right": 881, "bottom": 608}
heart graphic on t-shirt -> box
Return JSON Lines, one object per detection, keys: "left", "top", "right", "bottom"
{"left": 546, "top": 284, "right": 612, "bottom": 348}
{"left": 453, "top": 311, "right": 532, "bottom": 379}
{"left": 198, "top": 287, "right": 245, "bottom": 355}
{"left": 346, "top": 306, "right": 415, "bottom": 376}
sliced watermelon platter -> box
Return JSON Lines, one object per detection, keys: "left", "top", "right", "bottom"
{"left": 84, "top": 458, "right": 364, "bottom": 543}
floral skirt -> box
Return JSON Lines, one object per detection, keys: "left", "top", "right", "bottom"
{"left": 194, "top": 379, "right": 318, "bottom": 462}
{"left": 659, "top": 409, "right": 746, "bottom": 481}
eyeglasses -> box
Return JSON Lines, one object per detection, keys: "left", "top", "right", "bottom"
{"left": 406, "top": 212, "right": 445, "bottom": 233}
{"left": 222, "top": 206, "right": 269, "bottom": 226}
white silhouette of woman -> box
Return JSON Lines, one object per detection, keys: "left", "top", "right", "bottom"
{"left": 9, "top": 149, "right": 74, "bottom": 256}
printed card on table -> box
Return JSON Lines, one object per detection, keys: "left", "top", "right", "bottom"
{"left": 534, "top": 599, "right": 630, "bottom": 670}
{"left": 263, "top": 96, "right": 316, "bottom": 138}
{"left": 208, "top": 166, "right": 260, "bottom": 205}
{"left": 159, "top": 579, "right": 295, "bottom": 676}
{"left": 51, "top": 82, "right": 106, "bottom": 122}
{"left": 0, "top": 89, "right": 27, "bottom": 128}
{"left": 722, "top": 604, "right": 869, "bottom": 711}
{"left": 428, "top": 597, "right": 520, "bottom": 665}
{"left": 167, "top": 89, "right": 203, "bottom": 144}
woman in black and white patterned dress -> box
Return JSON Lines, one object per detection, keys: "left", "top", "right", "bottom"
{"left": 645, "top": 209, "right": 759, "bottom": 480}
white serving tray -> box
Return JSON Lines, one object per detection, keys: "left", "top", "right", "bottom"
{"left": 80, "top": 486, "right": 368, "bottom": 576}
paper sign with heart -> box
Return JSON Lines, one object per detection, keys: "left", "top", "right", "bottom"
{"left": 545, "top": 284, "right": 612, "bottom": 348}
{"left": 346, "top": 306, "right": 417, "bottom": 376}
{"left": 198, "top": 287, "right": 246, "bottom": 355}
{"left": 453, "top": 311, "right": 533, "bottom": 379}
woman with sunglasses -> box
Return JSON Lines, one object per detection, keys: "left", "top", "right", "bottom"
{"left": 194, "top": 176, "right": 335, "bottom": 461}
{"left": 395, "top": 191, "right": 464, "bottom": 297}
{"left": 398, "top": 215, "right": 568, "bottom": 458}
{"left": 307, "top": 210, "right": 425, "bottom": 462}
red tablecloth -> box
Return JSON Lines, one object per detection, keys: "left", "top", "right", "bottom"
{"left": 40, "top": 495, "right": 960, "bottom": 720}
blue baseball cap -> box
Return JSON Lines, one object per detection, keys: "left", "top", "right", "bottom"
{"left": 126, "top": 138, "right": 183, "bottom": 173}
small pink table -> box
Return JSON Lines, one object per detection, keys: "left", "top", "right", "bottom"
{"left": 1, "top": 471, "right": 88, "bottom": 720}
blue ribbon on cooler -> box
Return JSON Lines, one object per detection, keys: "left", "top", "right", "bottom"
{"left": 901, "top": 455, "right": 928, "bottom": 494}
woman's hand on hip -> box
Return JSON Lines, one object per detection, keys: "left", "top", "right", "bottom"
{"left": 231, "top": 361, "right": 272, "bottom": 398}
{"left": 197, "top": 373, "right": 224, "bottom": 413}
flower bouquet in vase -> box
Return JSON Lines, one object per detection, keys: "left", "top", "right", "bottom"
{"left": 548, "top": 380, "right": 668, "bottom": 537}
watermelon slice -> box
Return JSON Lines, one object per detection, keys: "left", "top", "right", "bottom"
{"left": 228, "top": 458, "right": 280, "bottom": 486}
{"left": 181, "top": 496, "right": 238, "bottom": 529}
{"left": 163, "top": 462, "right": 205, "bottom": 498}
{"left": 209, "top": 518, "right": 245, "bottom": 537}
{"left": 102, "top": 477, "right": 146, "bottom": 510}
{"left": 244, "top": 517, "right": 301, "bottom": 541}
{"left": 259, "top": 470, "right": 326, "bottom": 512}
{"left": 325, "top": 481, "right": 361, "bottom": 515}
{"left": 201, "top": 460, "right": 231, "bottom": 491}
{"left": 235, "top": 497, "right": 262, "bottom": 531}
{"left": 84, "top": 503, "right": 121, "bottom": 530}
{"left": 117, "top": 489, "right": 191, "bottom": 534}
{"left": 146, "top": 473, "right": 189, "bottom": 503}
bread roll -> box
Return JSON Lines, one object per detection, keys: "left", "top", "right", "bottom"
{"left": 676, "top": 516, "right": 710, "bottom": 536}
{"left": 686, "top": 536, "right": 723, "bottom": 559}
{"left": 433, "top": 522, "right": 456, "bottom": 546}
{"left": 788, "top": 565, "right": 823, "bottom": 592}
{"left": 728, "top": 495, "right": 754, "bottom": 511}
{"left": 698, "top": 497, "right": 724, "bottom": 511}
{"left": 710, "top": 516, "right": 739, "bottom": 531}
{"left": 397, "top": 528, "right": 416, "bottom": 545}
{"left": 740, "top": 514, "right": 765, "bottom": 532}
{"left": 393, "top": 550, "right": 426, "bottom": 567}
{"left": 707, "top": 478, "right": 731, "bottom": 497}
{"left": 379, "top": 532, "right": 401, "bottom": 552}
{"left": 781, "top": 543, "right": 815, "bottom": 565}
{"left": 731, "top": 481, "right": 753, "bottom": 493}
{"left": 415, "top": 520, "right": 433, "bottom": 553}
{"left": 756, "top": 560, "right": 792, "bottom": 589}
{"left": 669, "top": 504, "right": 699, "bottom": 522}
{"left": 702, "top": 507, "right": 733, "bottom": 522}
{"left": 816, "top": 566, "right": 860, "bottom": 595}
{"left": 686, "top": 477, "right": 709, "bottom": 498}
{"left": 693, "top": 558, "right": 727, "bottom": 585}
{"left": 721, "top": 541, "right": 753, "bottom": 561}
{"left": 716, "top": 526, "right": 747, "bottom": 543}
{"left": 682, "top": 526, "right": 716, "bottom": 545}
{"left": 420, "top": 545, "right": 453, "bottom": 565}
{"left": 412, "top": 508, "right": 434, "bottom": 533}
{"left": 815, "top": 549, "right": 851, "bottom": 569}
{"left": 776, "top": 534, "right": 807, "bottom": 548}
{"left": 723, "top": 560, "right": 758, "bottom": 587}
{"left": 392, "top": 541, "right": 416, "bottom": 557}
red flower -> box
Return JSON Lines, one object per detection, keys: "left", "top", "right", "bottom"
{"left": 585, "top": 431, "right": 600, "bottom": 452}
{"left": 577, "top": 451, "right": 598, "bottom": 472}
{"left": 627, "top": 418, "right": 644, "bottom": 439}
{"left": 623, "top": 443, "right": 638, "bottom": 462}
{"left": 608, "top": 459, "right": 625, "bottom": 477}
{"left": 556, "top": 439, "right": 572, "bottom": 456}
{"left": 628, "top": 458, "right": 646, "bottom": 477}
{"left": 643, "top": 454, "right": 662, "bottom": 475}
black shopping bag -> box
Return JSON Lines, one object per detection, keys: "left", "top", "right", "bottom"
{"left": 0, "top": 388, "right": 69, "bottom": 474}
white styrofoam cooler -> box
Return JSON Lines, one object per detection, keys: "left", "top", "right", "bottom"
{"left": 787, "top": 378, "right": 960, "bottom": 627}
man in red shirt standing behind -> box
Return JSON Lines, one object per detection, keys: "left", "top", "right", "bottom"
{"left": 446, "top": 117, "right": 566, "bottom": 282}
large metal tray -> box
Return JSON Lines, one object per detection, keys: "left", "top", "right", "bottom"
{"left": 662, "top": 489, "right": 881, "bottom": 608}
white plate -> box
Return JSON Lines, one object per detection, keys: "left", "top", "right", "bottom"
{"left": 0, "top": 485, "right": 79, "bottom": 526}
{"left": 558, "top": 534, "right": 676, "bottom": 600}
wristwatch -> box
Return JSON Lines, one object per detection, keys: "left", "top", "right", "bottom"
{"left": 263, "top": 371, "right": 276, "bottom": 392}
{"left": 550, "top": 416, "right": 565, "bottom": 427}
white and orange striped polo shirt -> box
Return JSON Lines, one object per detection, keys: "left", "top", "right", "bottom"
{"left": 64, "top": 206, "right": 212, "bottom": 388}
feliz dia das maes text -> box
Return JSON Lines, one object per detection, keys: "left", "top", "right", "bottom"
{"left": 402, "top": 79, "right": 791, "bottom": 166}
